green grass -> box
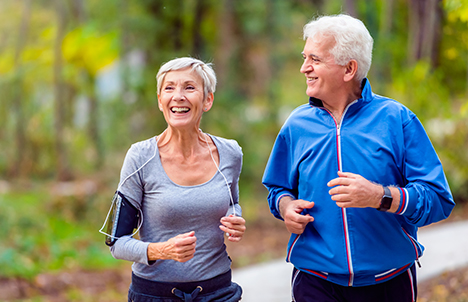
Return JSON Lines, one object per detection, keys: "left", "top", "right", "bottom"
{"left": 0, "top": 188, "right": 120, "bottom": 279}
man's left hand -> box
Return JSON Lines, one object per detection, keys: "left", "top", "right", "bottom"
{"left": 327, "top": 171, "right": 382, "bottom": 208}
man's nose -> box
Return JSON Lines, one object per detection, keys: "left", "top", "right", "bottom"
{"left": 300, "top": 61, "right": 312, "bottom": 74}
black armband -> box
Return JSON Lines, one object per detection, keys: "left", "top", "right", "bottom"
{"left": 104, "top": 191, "right": 140, "bottom": 246}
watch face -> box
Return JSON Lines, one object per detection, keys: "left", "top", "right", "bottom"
{"left": 378, "top": 187, "right": 393, "bottom": 211}
{"left": 380, "top": 196, "right": 392, "bottom": 210}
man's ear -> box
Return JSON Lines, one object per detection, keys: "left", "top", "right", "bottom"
{"left": 344, "top": 60, "right": 358, "bottom": 82}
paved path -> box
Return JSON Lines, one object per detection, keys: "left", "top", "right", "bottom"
{"left": 232, "top": 220, "right": 468, "bottom": 302}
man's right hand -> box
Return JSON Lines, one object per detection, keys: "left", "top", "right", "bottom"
{"left": 278, "top": 196, "right": 315, "bottom": 234}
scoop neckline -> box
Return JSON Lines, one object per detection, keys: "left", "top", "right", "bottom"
{"left": 153, "top": 134, "right": 221, "bottom": 188}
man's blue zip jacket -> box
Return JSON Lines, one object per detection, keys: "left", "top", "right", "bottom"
{"left": 262, "top": 79, "right": 455, "bottom": 287}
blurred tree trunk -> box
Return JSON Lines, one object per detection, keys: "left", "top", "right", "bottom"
{"left": 232, "top": 1, "right": 271, "bottom": 100}
{"left": 71, "top": 0, "right": 86, "bottom": 22}
{"left": 11, "top": 0, "right": 31, "bottom": 177}
{"left": 146, "top": 1, "right": 163, "bottom": 66}
{"left": 312, "top": 0, "right": 325, "bottom": 11}
{"left": 172, "top": 0, "right": 183, "bottom": 51}
{"left": 373, "top": 0, "right": 395, "bottom": 83}
{"left": 345, "top": 0, "right": 358, "bottom": 17}
{"left": 265, "top": 0, "right": 281, "bottom": 129}
{"left": 192, "top": 0, "right": 206, "bottom": 58}
{"left": 215, "top": 0, "right": 236, "bottom": 92}
{"left": 87, "top": 73, "right": 103, "bottom": 169}
{"left": 53, "top": 0, "right": 72, "bottom": 181}
{"left": 379, "top": 0, "right": 395, "bottom": 35}
{"left": 146, "top": 0, "right": 183, "bottom": 64}
{"left": 120, "top": 0, "right": 130, "bottom": 94}
{"left": 407, "top": 0, "right": 443, "bottom": 67}
{"left": 466, "top": 58, "right": 468, "bottom": 98}
{"left": 294, "top": 0, "right": 325, "bottom": 11}
{"left": 172, "top": 0, "right": 183, "bottom": 50}
{"left": 216, "top": 0, "right": 273, "bottom": 100}
{"left": 69, "top": 0, "right": 103, "bottom": 170}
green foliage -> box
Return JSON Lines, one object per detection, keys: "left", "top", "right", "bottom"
{"left": 440, "top": 0, "right": 468, "bottom": 94}
{"left": 0, "top": 188, "right": 119, "bottom": 279}
{"left": 63, "top": 25, "right": 119, "bottom": 76}
{"left": 445, "top": 0, "right": 468, "bottom": 22}
{"left": 439, "top": 118, "right": 468, "bottom": 201}
{"left": 386, "top": 61, "right": 451, "bottom": 122}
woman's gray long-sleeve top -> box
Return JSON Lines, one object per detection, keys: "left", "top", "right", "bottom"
{"left": 110, "top": 134, "right": 243, "bottom": 282}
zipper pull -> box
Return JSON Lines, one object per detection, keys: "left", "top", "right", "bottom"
{"left": 416, "top": 259, "right": 421, "bottom": 268}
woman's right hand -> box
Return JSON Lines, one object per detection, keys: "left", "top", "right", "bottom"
{"left": 147, "top": 231, "right": 197, "bottom": 262}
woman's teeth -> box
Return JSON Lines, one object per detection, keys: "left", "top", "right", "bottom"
{"left": 171, "top": 107, "right": 190, "bottom": 113}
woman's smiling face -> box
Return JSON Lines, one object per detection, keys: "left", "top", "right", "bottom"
{"left": 158, "top": 67, "right": 213, "bottom": 130}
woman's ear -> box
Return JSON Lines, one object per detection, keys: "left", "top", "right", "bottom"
{"left": 157, "top": 95, "right": 163, "bottom": 111}
{"left": 344, "top": 60, "right": 358, "bottom": 82}
{"left": 203, "top": 92, "right": 214, "bottom": 112}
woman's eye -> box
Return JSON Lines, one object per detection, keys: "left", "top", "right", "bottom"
{"left": 186, "top": 85, "right": 195, "bottom": 90}
{"left": 164, "top": 86, "right": 174, "bottom": 90}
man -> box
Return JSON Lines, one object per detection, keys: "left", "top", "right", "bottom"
{"left": 262, "top": 14, "right": 455, "bottom": 302}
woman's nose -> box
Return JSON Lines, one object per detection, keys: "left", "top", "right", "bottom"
{"left": 173, "top": 88, "right": 185, "bottom": 100}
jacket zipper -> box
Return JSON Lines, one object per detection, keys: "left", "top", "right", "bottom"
{"left": 325, "top": 100, "right": 358, "bottom": 286}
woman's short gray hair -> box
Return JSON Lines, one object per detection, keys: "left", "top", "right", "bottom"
{"left": 303, "top": 14, "right": 373, "bottom": 82}
{"left": 156, "top": 57, "right": 217, "bottom": 98}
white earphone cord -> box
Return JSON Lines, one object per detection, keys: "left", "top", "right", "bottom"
{"left": 201, "top": 131, "right": 237, "bottom": 217}
{"left": 98, "top": 137, "right": 158, "bottom": 237}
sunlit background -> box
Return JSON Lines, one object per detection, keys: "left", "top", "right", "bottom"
{"left": 0, "top": 0, "right": 467, "bottom": 301}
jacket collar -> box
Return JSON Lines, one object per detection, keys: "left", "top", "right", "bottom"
{"left": 308, "top": 78, "right": 372, "bottom": 108}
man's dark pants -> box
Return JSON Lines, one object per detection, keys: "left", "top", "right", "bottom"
{"left": 291, "top": 265, "right": 417, "bottom": 302}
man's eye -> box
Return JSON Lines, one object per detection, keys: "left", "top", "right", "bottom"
{"left": 186, "top": 86, "right": 195, "bottom": 90}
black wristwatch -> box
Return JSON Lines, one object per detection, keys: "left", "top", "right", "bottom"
{"left": 377, "top": 186, "right": 393, "bottom": 211}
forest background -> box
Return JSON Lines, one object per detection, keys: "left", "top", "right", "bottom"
{"left": 0, "top": 0, "right": 468, "bottom": 301}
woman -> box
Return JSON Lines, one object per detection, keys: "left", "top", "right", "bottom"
{"left": 104, "top": 57, "right": 245, "bottom": 301}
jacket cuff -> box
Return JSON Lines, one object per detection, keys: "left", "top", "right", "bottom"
{"left": 275, "top": 193, "right": 295, "bottom": 219}
{"left": 395, "top": 187, "right": 416, "bottom": 216}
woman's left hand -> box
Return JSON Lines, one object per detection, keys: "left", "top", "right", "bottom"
{"left": 220, "top": 215, "right": 246, "bottom": 242}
